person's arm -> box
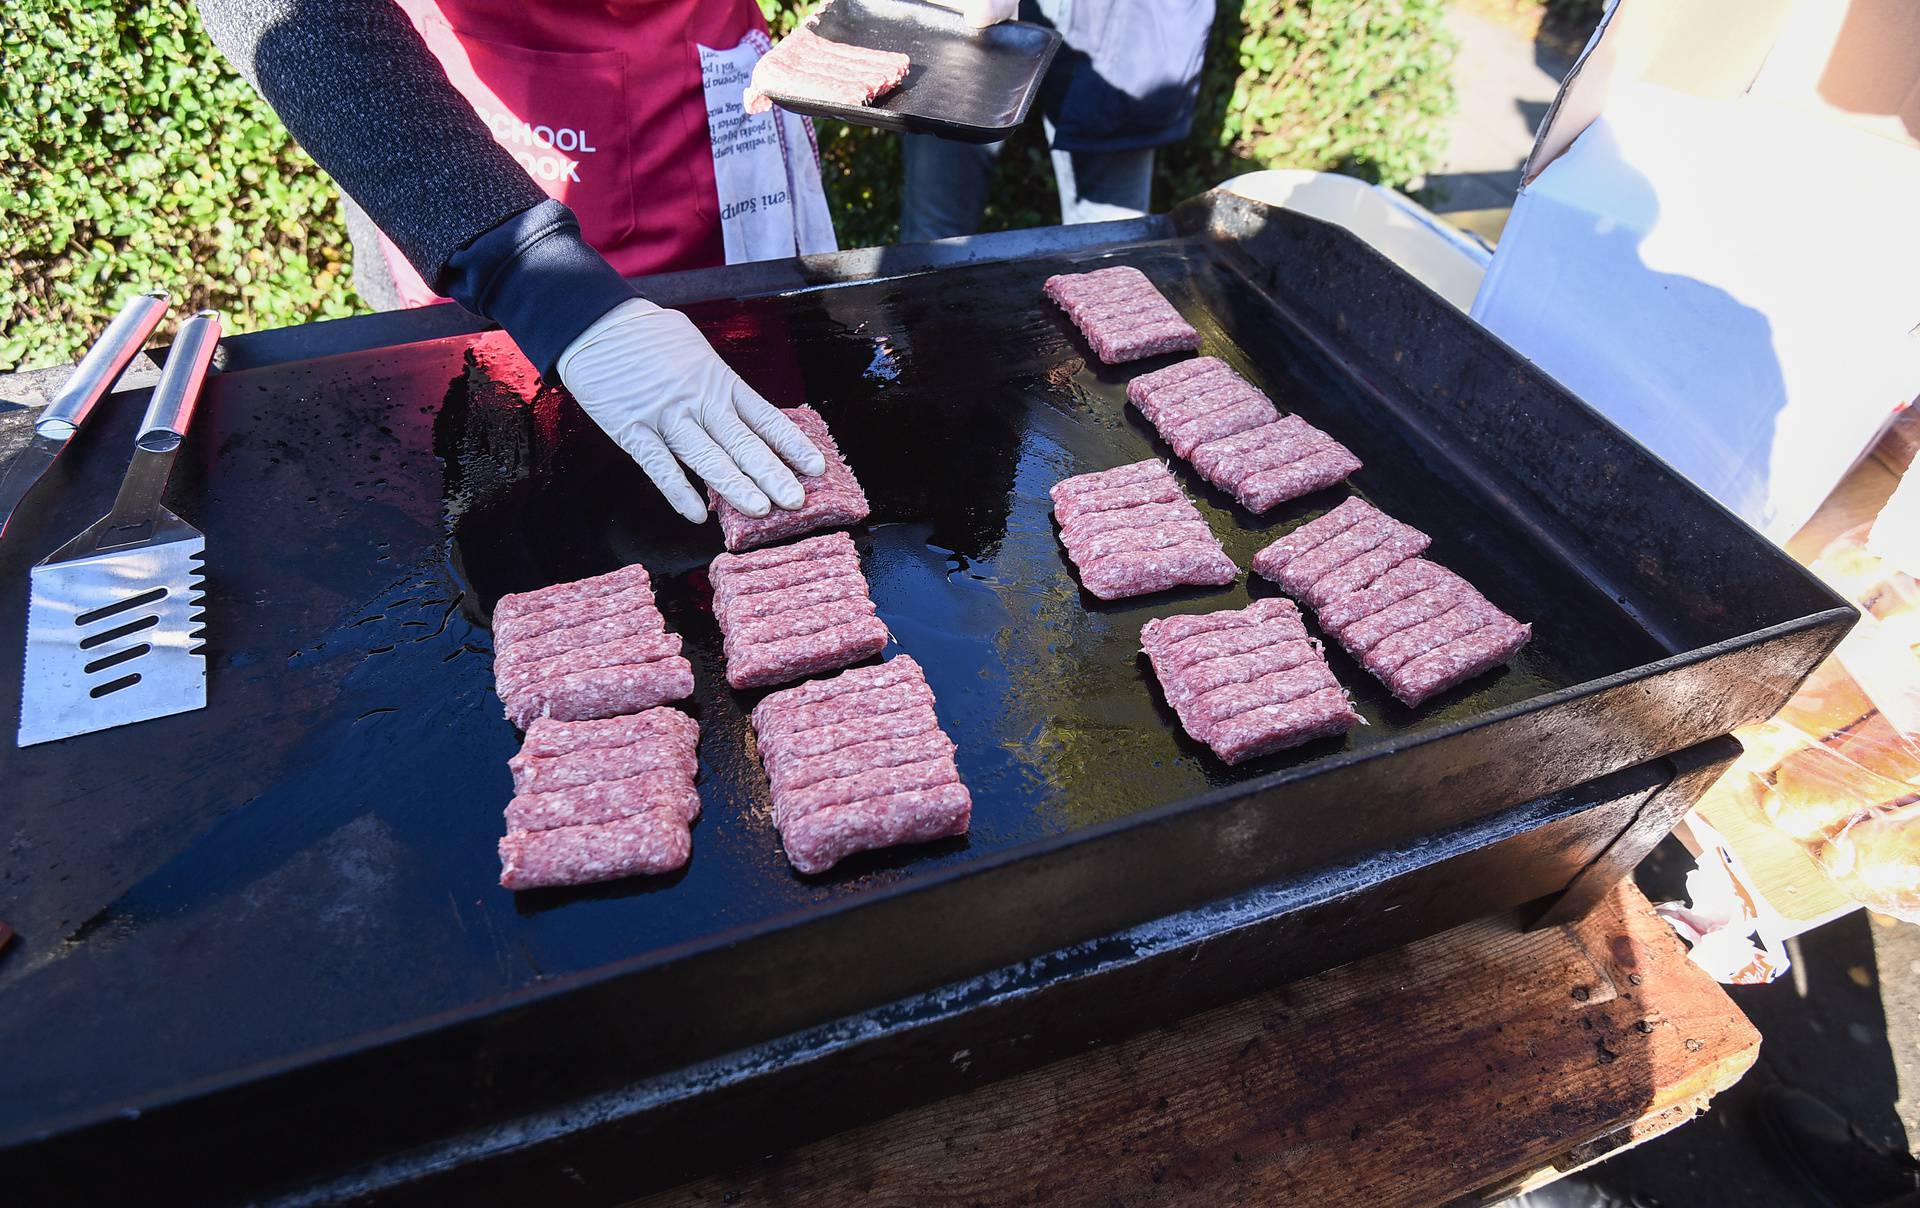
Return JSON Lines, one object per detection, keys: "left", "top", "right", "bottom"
{"left": 195, "top": 0, "right": 629, "bottom": 375}
{"left": 195, "top": 0, "right": 824, "bottom": 520}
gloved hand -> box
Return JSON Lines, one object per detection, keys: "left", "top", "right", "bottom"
{"left": 926, "top": 0, "right": 1019, "bottom": 26}
{"left": 557, "top": 297, "right": 826, "bottom": 524}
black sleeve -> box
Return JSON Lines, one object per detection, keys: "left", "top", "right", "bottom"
{"left": 197, "top": 0, "right": 635, "bottom": 374}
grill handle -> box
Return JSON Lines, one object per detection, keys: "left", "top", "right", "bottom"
{"left": 37, "top": 290, "right": 171, "bottom": 441}
{"left": 137, "top": 310, "right": 222, "bottom": 453}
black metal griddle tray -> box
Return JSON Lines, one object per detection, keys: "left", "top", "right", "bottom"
{"left": 764, "top": 0, "right": 1062, "bottom": 142}
{"left": 0, "top": 191, "right": 1850, "bottom": 1196}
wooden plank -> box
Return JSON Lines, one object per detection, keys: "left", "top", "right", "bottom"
{"left": 629, "top": 883, "right": 1757, "bottom": 1207}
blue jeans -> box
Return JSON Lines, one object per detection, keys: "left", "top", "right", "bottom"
{"left": 899, "top": 123, "right": 1156, "bottom": 242}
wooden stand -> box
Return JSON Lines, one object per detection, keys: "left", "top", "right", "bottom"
{"left": 632, "top": 882, "right": 1755, "bottom": 1206}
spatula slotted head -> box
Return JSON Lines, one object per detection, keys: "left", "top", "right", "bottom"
{"left": 19, "top": 511, "right": 206, "bottom": 747}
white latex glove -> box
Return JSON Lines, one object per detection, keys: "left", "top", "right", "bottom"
{"left": 925, "top": 0, "right": 1019, "bottom": 26}
{"left": 557, "top": 297, "right": 826, "bottom": 524}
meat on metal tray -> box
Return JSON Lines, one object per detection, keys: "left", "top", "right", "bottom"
{"left": 763, "top": 0, "right": 1062, "bottom": 142}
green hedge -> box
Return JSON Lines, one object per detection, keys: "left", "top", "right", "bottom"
{"left": 2, "top": 1, "right": 360, "bottom": 374}
{"left": 2, "top": 0, "right": 1453, "bottom": 374}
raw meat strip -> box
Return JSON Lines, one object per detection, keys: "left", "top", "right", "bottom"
{"left": 711, "top": 530, "right": 857, "bottom": 575}
{"left": 771, "top": 755, "right": 959, "bottom": 827}
{"left": 1339, "top": 585, "right": 1475, "bottom": 655}
{"left": 1044, "top": 265, "right": 1151, "bottom": 305}
{"left": 498, "top": 812, "right": 692, "bottom": 890}
{"left": 1063, "top": 519, "right": 1216, "bottom": 563}
{"left": 1044, "top": 267, "right": 1200, "bottom": 364}
{"left": 711, "top": 554, "right": 864, "bottom": 606}
{"left": 1051, "top": 460, "right": 1235, "bottom": 601}
{"left": 754, "top": 675, "right": 934, "bottom": 746}
{"left": 1165, "top": 399, "right": 1281, "bottom": 460}
{"left": 751, "top": 643, "right": 922, "bottom": 706}
{"left": 751, "top": 655, "right": 971, "bottom": 874}
{"left": 502, "top": 658, "right": 696, "bottom": 729}
{"left": 1250, "top": 497, "right": 1531, "bottom": 705}
{"left": 495, "top": 631, "right": 684, "bottom": 699}
{"left": 1126, "top": 359, "right": 1234, "bottom": 419}
{"left": 493, "top": 606, "right": 667, "bottom": 669}
{"left": 778, "top": 783, "right": 973, "bottom": 877}
{"left": 1137, "top": 596, "right": 1301, "bottom": 649}
{"left": 710, "top": 406, "right": 870, "bottom": 553}
{"left": 495, "top": 588, "right": 664, "bottom": 647}
{"left": 492, "top": 563, "right": 692, "bottom": 727}
{"left": 1088, "top": 320, "right": 1204, "bottom": 365}
{"left": 1131, "top": 362, "right": 1278, "bottom": 458}
{"left": 720, "top": 597, "right": 876, "bottom": 644}
{"left": 721, "top": 571, "right": 868, "bottom": 619}
{"left": 1051, "top": 477, "right": 1185, "bottom": 526}
{"left": 757, "top": 707, "right": 937, "bottom": 769}
{"left": 1055, "top": 500, "right": 1201, "bottom": 547}
{"left": 710, "top": 532, "right": 888, "bottom": 689}
{"left": 1048, "top": 458, "right": 1169, "bottom": 500}
{"left": 1235, "top": 449, "right": 1365, "bottom": 513}
{"left": 520, "top": 709, "right": 698, "bottom": 759}
{"left": 1171, "top": 639, "right": 1321, "bottom": 702}
{"left": 732, "top": 618, "right": 889, "bottom": 690}
{"left": 505, "top": 774, "right": 702, "bottom": 834}
{"left": 1208, "top": 687, "right": 1361, "bottom": 764}
{"left": 510, "top": 731, "right": 698, "bottom": 795}
{"left": 1141, "top": 599, "right": 1358, "bottom": 763}
{"left": 1187, "top": 414, "right": 1325, "bottom": 478}
{"left": 1077, "top": 545, "right": 1238, "bottom": 600}
{"left": 1197, "top": 422, "right": 1359, "bottom": 512}
{"left": 763, "top": 727, "right": 952, "bottom": 794}
{"left": 498, "top": 706, "right": 702, "bottom": 889}
{"left": 743, "top": 22, "right": 911, "bottom": 117}
{"left": 493, "top": 563, "right": 654, "bottom": 639}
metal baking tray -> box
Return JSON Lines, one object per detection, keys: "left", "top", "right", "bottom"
{"left": 0, "top": 191, "right": 1851, "bottom": 1199}
{"left": 763, "top": 0, "right": 1062, "bottom": 142}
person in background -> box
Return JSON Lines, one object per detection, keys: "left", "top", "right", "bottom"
{"left": 900, "top": 0, "right": 1215, "bottom": 241}
{"left": 196, "top": 0, "right": 840, "bottom": 526}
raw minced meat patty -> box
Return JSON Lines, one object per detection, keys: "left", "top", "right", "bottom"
{"left": 491, "top": 563, "right": 694, "bottom": 727}
{"left": 743, "top": 22, "right": 911, "bottom": 117}
{"left": 1044, "top": 266, "right": 1201, "bottom": 364}
{"left": 498, "top": 707, "right": 701, "bottom": 889}
{"left": 709, "top": 406, "right": 870, "bottom": 553}
{"left": 1049, "top": 459, "right": 1236, "bottom": 600}
{"left": 1140, "top": 597, "right": 1360, "bottom": 763}
{"left": 709, "top": 531, "right": 888, "bottom": 689}
{"left": 750, "top": 655, "right": 970, "bottom": 874}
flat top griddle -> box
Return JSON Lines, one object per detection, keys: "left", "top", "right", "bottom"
{"left": 0, "top": 197, "right": 1846, "bottom": 1165}
{"left": 765, "top": 0, "right": 1061, "bottom": 142}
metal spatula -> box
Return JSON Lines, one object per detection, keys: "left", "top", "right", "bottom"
{"left": 18, "top": 310, "right": 221, "bottom": 747}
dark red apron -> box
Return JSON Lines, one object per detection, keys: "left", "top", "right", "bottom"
{"left": 382, "top": 0, "right": 766, "bottom": 305}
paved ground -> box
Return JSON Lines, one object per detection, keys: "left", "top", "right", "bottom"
{"left": 1418, "top": 8, "right": 1577, "bottom": 241}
